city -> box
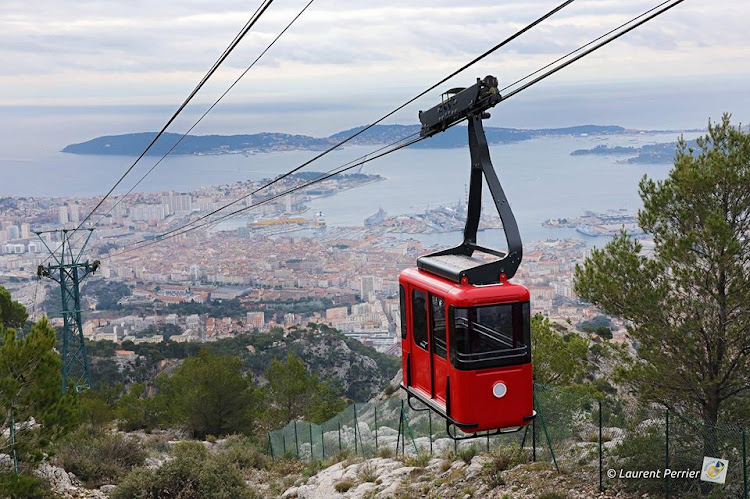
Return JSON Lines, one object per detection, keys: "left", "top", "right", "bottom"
{"left": 0, "top": 169, "right": 627, "bottom": 356}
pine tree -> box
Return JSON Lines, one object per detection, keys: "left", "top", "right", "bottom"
{"left": 574, "top": 114, "right": 750, "bottom": 453}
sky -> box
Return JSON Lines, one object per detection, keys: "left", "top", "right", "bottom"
{"left": 2, "top": 0, "right": 750, "bottom": 141}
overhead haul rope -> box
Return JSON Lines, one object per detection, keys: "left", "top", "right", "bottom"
{"left": 61, "top": 0, "right": 276, "bottom": 244}
{"left": 86, "top": 0, "right": 317, "bottom": 234}
{"left": 106, "top": 0, "right": 578, "bottom": 254}
{"left": 110, "top": 0, "right": 686, "bottom": 257}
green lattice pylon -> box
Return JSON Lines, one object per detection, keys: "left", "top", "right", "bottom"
{"left": 35, "top": 229, "right": 100, "bottom": 393}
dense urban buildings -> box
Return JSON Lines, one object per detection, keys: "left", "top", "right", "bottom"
{"left": 0, "top": 173, "right": 628, "bottom": 353}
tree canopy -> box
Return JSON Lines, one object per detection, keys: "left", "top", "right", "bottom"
{"left": 574, "top": 114, "right": 750, "bottom": 429}
{"left": 531, "top": 315, "right": 588, "bottom": 386}
{"left": 159, "top": 349, "right": 260, "bottom": 438}
{"left": 0, "top": 286, "right": 27, "bottom": 330}
{"left": 0, "top": 316, "right": 78, "bottom": 467}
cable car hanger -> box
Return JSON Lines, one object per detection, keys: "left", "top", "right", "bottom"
{"left": 417, "top": 75, "right": 522, "bottom": 286}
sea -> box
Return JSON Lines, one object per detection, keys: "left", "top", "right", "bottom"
{"left": 0, "top": 115, "right": 702, "bottom": 248}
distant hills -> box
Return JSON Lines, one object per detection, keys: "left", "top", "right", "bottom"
{"left": 571, "top": 139, "right": 699, "bottom": 164}
{"left": 62, "top": 124, "right": 627, "bottom": 156}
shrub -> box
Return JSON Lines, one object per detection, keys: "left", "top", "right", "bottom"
{"left": 112, "top": 450, "right": 256, "bottom": 499}
{"left": 537, "top": 493, "right": 568, "bottom": 499}
{"left": 302, "top": 459, "right": 324, "bottom": 478}
{"left": 55, "top": 428, "right": 146, "bottom": 487}
{"left": 170, "top": 440, "right": 210, "bottom": 460}
{"left": 439, "top": 459, "right": 452, "bottom": 473}
{"left": 457, "top": 445, "right": 478, "bottom": 463}
{"left": 376, "top": 447, "right": 393, "bottom": 459}
{"left": 334, "top": 478, "right": 356, "bottom": 493}
{"left": 0, "top": 472, "right": 53, "bottom": 499}
{"left": 403, "top": 452, "right": 430, "bottom": 468}
{"left": 482, "top": 445, "right": 527, "bottom": 489}
{"left": 144, "top": 434, "right": 170, "bottom": 454}
{"left": 357, "top": 462, "right": 378, "bottom": 482}
{"left": 614, "top": 425, "right": 666, "bottom": 494}
{"left": 216, "top": 435, "right": 270, "bottom": 471}
{"left": 485, "top": 445, "right": 526, "bottom": 472}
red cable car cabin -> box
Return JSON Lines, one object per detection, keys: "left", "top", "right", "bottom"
{"left": 399, "top": 270, "right": 533, "bottom": 433}
{"left": 399, "top": 75, "right": 534, "bottom": 436}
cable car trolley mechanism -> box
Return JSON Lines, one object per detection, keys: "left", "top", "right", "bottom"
{"left": 399, "top": 75, "right": 534, "bottom": 439}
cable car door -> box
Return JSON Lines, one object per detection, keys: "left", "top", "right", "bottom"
{"left": 409, "top": 289, "right": 432, "bottom": 396}
{"left": 429, "top": 294, "right": 448, "bottom": 403}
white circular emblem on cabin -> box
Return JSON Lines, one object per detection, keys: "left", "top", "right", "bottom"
{"left": 492, "top": 382, "right": 507, "bottom": 399}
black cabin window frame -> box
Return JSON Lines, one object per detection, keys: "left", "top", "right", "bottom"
{"left": 412, "top": 289, "right": 429, "bottom": 351}
{"left": 430, "top": 293, "right": 447, "bottom": 359}
{"left": 449, "top": 301, "right": 531, "bottom": 371}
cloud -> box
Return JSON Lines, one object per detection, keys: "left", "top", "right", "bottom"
{"left": 0, "top": 0, "right": 748, "bottom": 133}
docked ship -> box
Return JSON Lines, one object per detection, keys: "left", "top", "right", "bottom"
{"left": 576, "top": 223, "right": 603, "bottom": 237}
{"left": 364, "top": 207, "right": 387, "bottom": 226}
{"left": 314, "top": 211, "right": 327, "bottom": 227}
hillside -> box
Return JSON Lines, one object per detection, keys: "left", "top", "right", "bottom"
{"left": 87, "top": 324, "right": 400, "bottom": 402}
{"left": 62, "top": 124, "right": 626, "bottom": 155}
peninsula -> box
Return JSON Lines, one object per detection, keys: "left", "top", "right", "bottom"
{"left": 62, "top": 124, "right": 627, "bottom": 156}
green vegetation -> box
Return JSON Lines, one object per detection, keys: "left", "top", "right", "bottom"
{"left": 0, "top": 473, "right": 52, "bottom": 499}
{"left": 334, "top": 478, "right": 356, "bottom": 493}
{"left": 575, "top": 114, "right": 750, "bottom": 449}
{"left": 265, "top": 353, "right": 347, "bottom": 424}
{"left": 577, "top": 315, "right": 613, "bottom": 339}
{"left": 0, "top": 317, "right": 79, "bottom": 466}
{"left": 161, "top": 295, "right": 336, "bottom": 322}
{"left": 87, "top": 280, "right": 132, "bottom": 310}
{"left": 0, "top": 286, "right": 28, "bottom": 329}
{"left": 531, "top": 315, "right": 588, "bottom": 386}
{"left": 0, "top": 288, "right": 79, "bottom": 491}
{"left": 55, "top": 427, "right": 146, "bottom": 487}
{"left": 86, "top": 323, "right": 399, "bottom": 402}
{"left": 111, "top": 441, "right": 259, "bottom": 499}
{"left": 159, "top": 349, "right": 260, "bottom": 438}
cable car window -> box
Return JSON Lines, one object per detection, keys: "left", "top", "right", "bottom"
{"left": 431, "top": 294, "right": 447, "bottom": 359}
{"left": 449, "top": 302, "right": 531, "bottom": 370}
{"left": 412, "top": 289, "right": 429, "bottom": 351}
{"left": 399, "top": 285, "right": 407, "bottom": 340}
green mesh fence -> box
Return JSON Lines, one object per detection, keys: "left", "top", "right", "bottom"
{"left": 268, "top": 385, "right": 749, "bottom": 498}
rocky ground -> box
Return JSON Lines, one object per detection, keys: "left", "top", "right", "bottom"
{"left": 22, "top": 442, "right": 645, "bottom": 499}
{"left": 278, "top": 455, "right": 639, "bottom": 499}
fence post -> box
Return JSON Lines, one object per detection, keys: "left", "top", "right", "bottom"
{"left": 401, "top": 401, "right": 406, "bottom": 456}
{"left": 538, "top": 408, "right": 559, "bottom": 472}
{"left": 532, "top": 416, "right": 537, "bottom": 462}
{"left": 743, "top": 429, "right": 748, "bottom": 499}
{"left": 429, "top": 411, "right": 433, "bottom": 456}
{"left": 321, "top": 426, "right": 326, "bottom": 460}
{"left": 338, "top": 420, "right": 342, "bottom": 453}
{"left": 309, "top": 422, "right": 314, "bottom": 462}
{"left": 396, "top": 404, "right": 402, "bottom": 456}
{"left": 354, "top": 404, "right": 359, "bottom": 455}
{"left": 665, "top": 408, "right": 670, "bottom": 498}
{"left": 486, "top": 432, "right": 490, "bottom": 453}
{"left": 375, "top": 405, "right": 379, "bottom": 452}
{"left": 294, "top": 421, "right": 300, "bottom": 460}
{"left": 598, "top": 399, "right": 603, "bottom": 493}
{"left": 10, "top": 410, "right": 19, "bottom": 475}
{"left": 269, "top": 433, "right": 275, "bottom": 462}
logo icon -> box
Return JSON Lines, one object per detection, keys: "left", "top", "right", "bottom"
{"left": 700, "top": 457, "right": 729, "bottom": 484}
